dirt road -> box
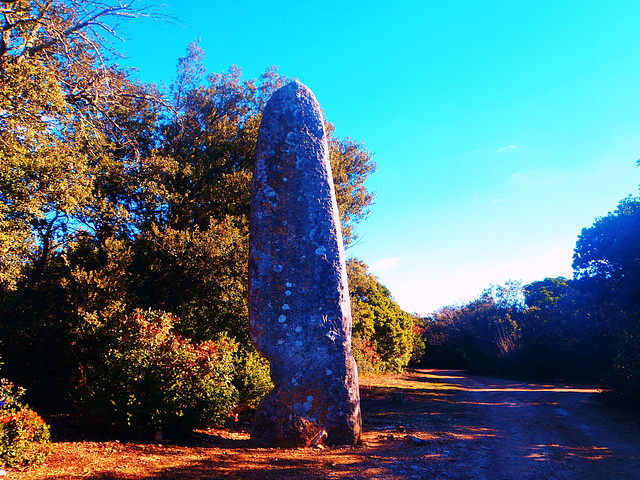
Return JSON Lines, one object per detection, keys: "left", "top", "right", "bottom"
{"left": 414, "top": 370, "right": 640, "bottom": 480}
{"left": 9, "top": 369, "right": 640, "bottom": 480}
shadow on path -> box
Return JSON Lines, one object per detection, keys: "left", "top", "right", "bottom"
{"left": 19, "top": 369, "right": 640, "bottom": 480}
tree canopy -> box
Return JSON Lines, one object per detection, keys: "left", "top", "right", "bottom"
{"left": 0, "top": 1, "right": 420, "bottom": 434}
{"left": 421, "top": 192, "right": 640, "bottom": 402}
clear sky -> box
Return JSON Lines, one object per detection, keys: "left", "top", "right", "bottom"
{"left": 118, "top": 1, "right": 640, "bottom": 315}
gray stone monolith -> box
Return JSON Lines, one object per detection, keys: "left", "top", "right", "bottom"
{"left": 249, "top": 80, "right": 361, "bottom": 448}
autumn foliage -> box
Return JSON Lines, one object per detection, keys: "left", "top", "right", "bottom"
{"left": 0, "top": 378, "right": 50, "bottom": 466}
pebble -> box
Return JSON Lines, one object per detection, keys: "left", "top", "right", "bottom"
{"left": 406, "top": 435, "right": 427, "bottom": 446}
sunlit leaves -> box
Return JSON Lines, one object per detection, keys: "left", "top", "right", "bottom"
{"left": 328, "top": 129, "right": 376, "bottom": 246}
{"left": 348, "top": 259, "right": 418, "bottom": 373}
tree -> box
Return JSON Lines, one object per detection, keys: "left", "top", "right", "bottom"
{"left": 0, "top": 0, "right": 164, "bottom": 289}
{"left": 0, "top": 0, "right": 165, "bottom": 409}
{"left": 573, "top": 195, "right": 640, "bottom": 305}
{"left": 519, "top": 277, "right": 603, "bottom": 379}
{"left": 422, "top": 284, "right": 521, "bottom": 373}
{"left": 347, "top": 259, "right": 419, "bottom": 373}
{"left": 572, "top": 194, "right": 640, "bottom": 399}
{"left": 328, "top": 127, "right": 376, "bottom": 246}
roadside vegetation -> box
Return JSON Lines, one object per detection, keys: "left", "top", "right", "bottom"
{"left": 421, "top": 193, "right": 640, "bottom": 403}
{"left": 0, "top": 0, "right": 422, "bottom": 465}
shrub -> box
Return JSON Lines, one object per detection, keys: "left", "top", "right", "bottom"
{"left": 348, "top": 259, "right": 419, "bottom": 374}
{"left": 233, "top": 347, "right": 273, "bottom": 409}
{"left": 74, "top": 309, "right": 238, "bottom": 438}
{"left": 0, "top": 379, "right": 50, "bottom": 467}
{"left": 352, "top": 335, "right": 383, "bottom": 376}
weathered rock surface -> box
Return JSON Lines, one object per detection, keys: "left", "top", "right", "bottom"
{"left": 249, "top": 80, "right": 361, "bottom": 447}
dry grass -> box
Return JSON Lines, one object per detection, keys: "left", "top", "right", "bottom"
{"left": 6, "top": 369, "right": 467, "bottom": 480}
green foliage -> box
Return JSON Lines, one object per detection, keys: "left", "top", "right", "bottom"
{"left": 421, "top": 192, "right": 640, "bottom": 403}
{"left": 0, "top": 1, "right": 164, "bottom": 291}
{"left": 74, "top": 309, "right": 238, "bottom": 437}
{"left": 517, "top": 277, "right": 610, "bottom": 380}
{"left": 348, "top": 259, "right": 420, "bottom": 374}
{"left": 0, "top": 378, "right": 50, "bottom": 467}
{"left": 0, "top": 58, "right": 91, "bottom": 290}
{"left": 132, "top": 217, "right": 250, "bottom": 344}
{"left": 573, "top": 195, "right": 640, "bottom": 401}
{"left": 574, "top": 196, "right": 640, "bottom": 284}
{"left": 423, "top": 288, "right": 521, "bottom": 374}
{"left": 422, "top": 276, "right": 617, "bottom": 381}
{"left": 0, "top": 6, "right": 378, "bottom": 433}
{"left": 233, "top": 347, "right": 273, "bottom": 409}
{"left": 328, "top": 127, "right": 377, "bottom": 246}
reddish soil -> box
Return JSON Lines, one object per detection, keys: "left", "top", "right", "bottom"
{"left": 6, "top": 369, "right": 640, "bottom": 479}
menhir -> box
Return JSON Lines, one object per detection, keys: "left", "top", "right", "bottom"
{"left": 249, "top": 80, "right": 361, "bottom": 447}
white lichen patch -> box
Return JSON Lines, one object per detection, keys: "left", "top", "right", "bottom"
{"left": 278, "top": 315, "right": 287, "bottom": 323}
{"left": 286, "top": 131, "right": 298, "bottom": 146}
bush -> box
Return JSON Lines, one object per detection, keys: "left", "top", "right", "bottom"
{"left": 352, "top": 335, "right": 383, "bottom": 376}
{"left": 348, "top": 259, "right": 419, "bottom": 374}
{"left": 607, "top": 329, "right": 640, "bottom": 404}
{"left": 233, "top": 347, "right": 273, "bottom": 409}
{"left": 75, "top": 309, "right": 238, "bottom": 438}
{"left": 0, "top": 379, "right": 50, "bottom": 467}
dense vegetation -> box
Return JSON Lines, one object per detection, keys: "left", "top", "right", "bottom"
{"left": 0, "top": 0, "right": 421, "bottom": 446}
{"left": 422, "top": 193, "right": 640, "bottom": 403}
{"left": 1, "top": 2, "right": 638, "bottom": 462}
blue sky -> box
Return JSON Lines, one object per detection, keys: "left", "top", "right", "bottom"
{"left": 119, "top": 1, "right": 640, "bottom": 314}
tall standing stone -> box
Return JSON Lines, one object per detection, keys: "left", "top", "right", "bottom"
{"left": 249, "top": 81, "right": 361, "bottom": 447}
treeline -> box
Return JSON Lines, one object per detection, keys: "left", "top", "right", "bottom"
{"left": 421, "top": 193, "right": 640, "bottom": 403}
{"left": 0, "top": 1, "right": 421, "bottom": 439}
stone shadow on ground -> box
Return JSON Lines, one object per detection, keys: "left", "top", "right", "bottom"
{"left": 33, "top": 369, "right": 637, "bottom": 480}
{"left": 38, "top": 370, "right": 472, "bottom": 480}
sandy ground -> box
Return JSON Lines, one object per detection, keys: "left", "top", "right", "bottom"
{"left": 6, "top": 369, "right": 640, "bottom": 479}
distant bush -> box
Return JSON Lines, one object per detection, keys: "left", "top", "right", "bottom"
{"left": 421, "top": 284, "right": 523, "bottom": 375}
{"left": 74, "top": 309, "right": 238, "bottom": 438}
{"left": 352, "top": 336, "right": 383, "bottom": 376}
{"left": 0, "top": 378, "right": 50, "bottom": 467}
{"left": 348, "top": 259, "right": 421, "bottom": 374}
